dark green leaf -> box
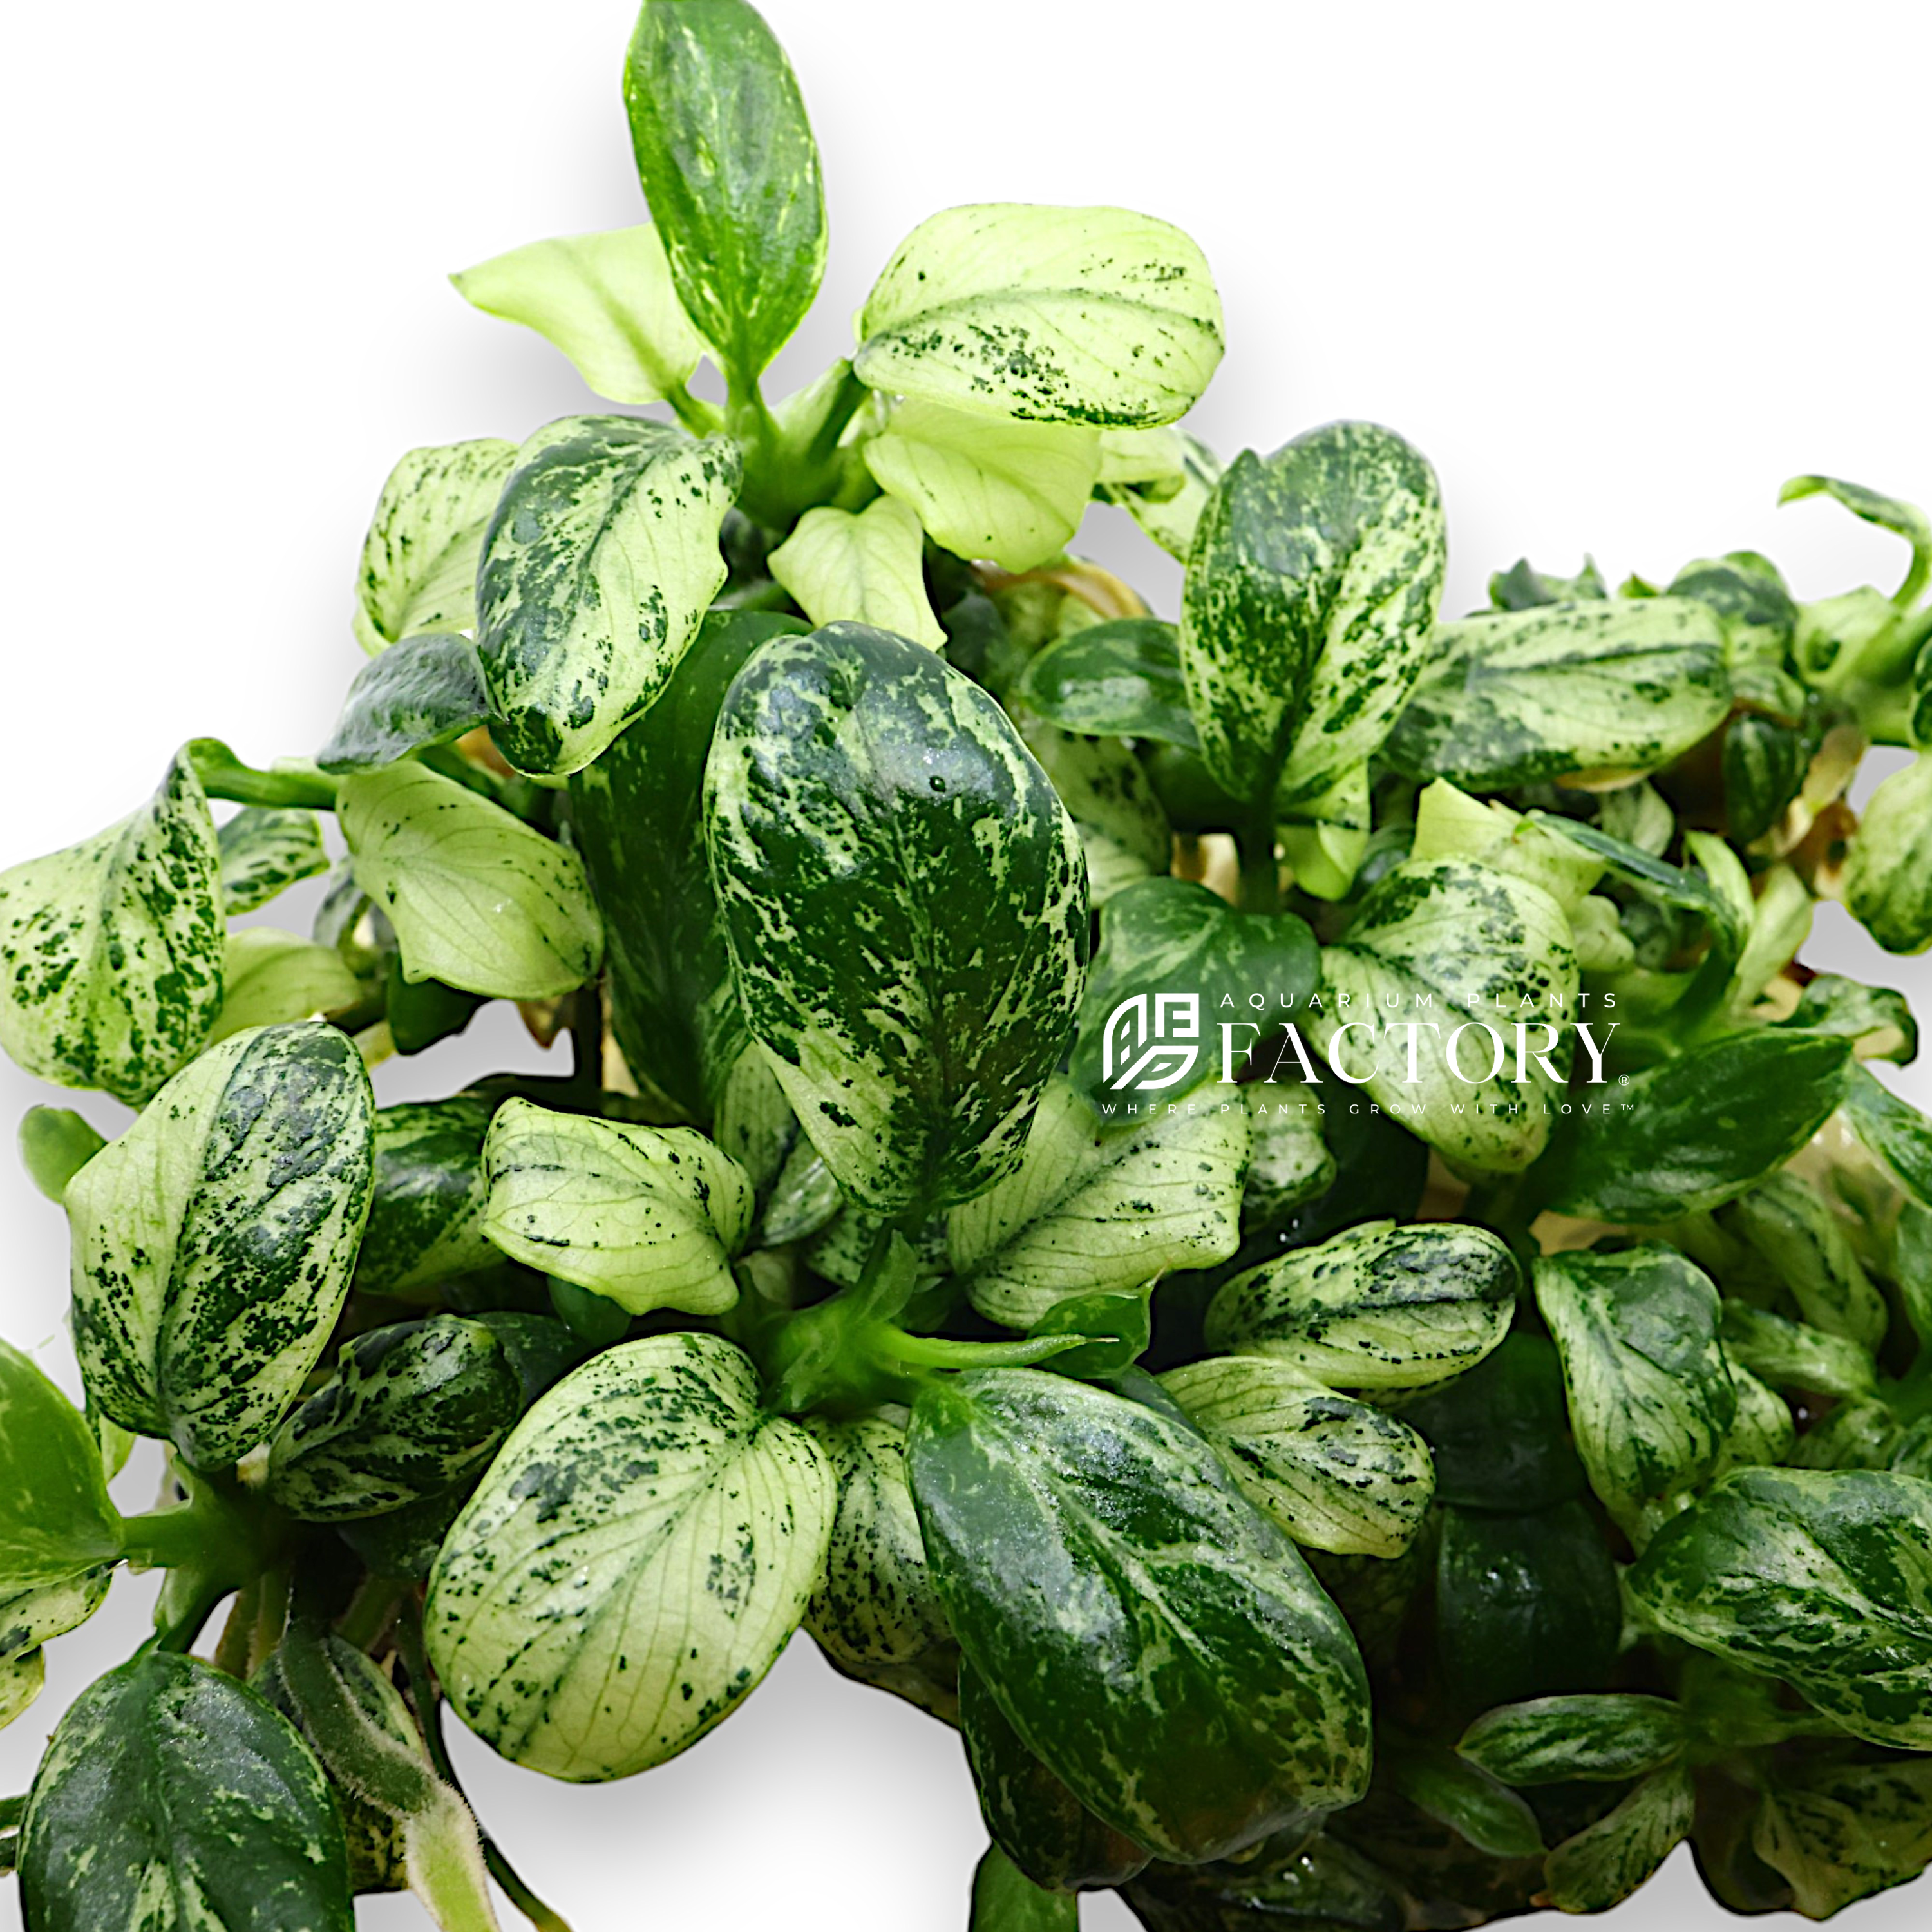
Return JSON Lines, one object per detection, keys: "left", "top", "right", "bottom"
{"left": 1383, "top": 1741, "right": 1545, "bottom": 1859}
{"left": 970, "top": 1844, "right": 1077, "bottom": 1932}
{"left": 1783, "top": 975, "right": 1917, "bottom": 1063}
{"left": 1750, "top": 1753, "right": 1932, "bottom": 1919}
{"left": 317, "top": 632, "right": 489, "bottom": 773}
{"left": 1719, "top": 1171, "right": 1888, "bottom": 1348}
{"left": 1719, "top": 1302, "right": 1876, "bottom": 1402}
{"left": 383, "top": 956, "right": 486, "bottom": 1056}
{"left": 1123, "top": 1830, "right": 1405, "bottom": 1932}
{"left": 0, "top": 1341, "right": 123, "bottom": 1595}
{"left": 352, "top": 1099, "right": 495, "bottom": 1296}
{"left": 1012, "top": 619, "right": 1198, "bottom": 748}
{"left": 1542, "top": 1762, "right": 1695, "bottom": 1912}
{"left": 1844, "top": 1061, "right": 1932, "bottom": 1206}
{"left": 217, "top": 806, "right": 329, "bottom": 916}
{"left": 1026, "top": 1287, "right": 1153, "bottom": 1381}
{"left": 1724, "top": 712, "right": 1812, "bottom": 844}
{"left": 1399, "top": 1332, "right": 1586, "bottom": 1514}
{"left": 1459, "top": 1694, "right": 1689, "bottom": 1787}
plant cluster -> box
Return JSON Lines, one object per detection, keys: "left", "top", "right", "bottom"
{"left": 5, "top": 4, "right": 1932, "bottom": 1928}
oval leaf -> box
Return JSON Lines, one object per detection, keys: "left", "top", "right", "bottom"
{"left": 1541, "top": 1763, "right": 1695, "bottom": 1913}
{"left": 1012, "top": 618, "right": 1198, "bottom": 748}
{"left": 317, "top": 632, "right": 489, "bottom": 773}
{"left": 208, "top": 929, "right": 361, "bottom": 1044}
{"left": 217, "top": 806, "right": 329, "bottom": 915}
{"left": 1014, "top": 715, "right": 1170, "bottom": 907}
{"left": 1458, "top": 1694, "right": 1689, "bottom": 1787}
{"left": 353, "top": 1098, "right": 499, "bottom": 1297}
{"left": 766, "top": 495, "right": 945, "bottom": 649}
{"left": 0, "top": 1341, "right": 123, "bottom": 1595}
{"left": 1845, "top": 754, "right": 1932, "bottom": 955}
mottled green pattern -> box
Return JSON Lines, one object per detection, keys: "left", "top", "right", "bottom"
{"left": 1206, "top": 1220, "right": 1517, "bottom": 1392}
{"left": 1541, "top": 1763, "right": 1695, "bottom": 1912}
{"left": 339, "top": 761, "right": 603, "bottom": 1000}
{"left": 856, "top": 204, "right": 1223, "bottom": 426}
{"left": 474, "top": 415, "right": 740, "bottom": 775}
{"left": 909, "top": 1369, "right": 1370, "bottom": 1862}
{"left": 1385, "top": 596, "right": 1730, "bottom": 789}
{"left": 19, "top": 1650, "right": 353, "bottom": 1931}
{"left": 316, "top": 632, "right": 489, "bottom": 773}
{"left": 1627, "top": 1467, "right": 1932, "bottom": 1747}
{"left": 1457, "top": 1695, "right": 1689, "bottom": 1786}
{"left": 427, "top": 1333, "right": 834, "bottom": 1779}
{"left": 1012, "top": 618, "right": 1198, "bottom": 748}
{"left": 1, "top": 1644, "right": 41, "bottom": 1730}
{"left": 1241, "top": 1100, "right": 1336, "bottom": 1226}
{"left": 352, "top": 1098, "right": 498, "bottom": 1296}
{"left": 0, "top": 1567, "right": 113, "bottom": 1667}
{"left": 1780, "top": 473, "right": 1932, "bottom": 606}
{"left": 66, "top": 1022, "right": 374, "bottom": 1468}
{"left": 267, "top": 1316, "right": 522, "bottom": 1520}
{"left": 1844, "top": 755, "right": 1932, "bottom": 954}
{"left": 1014, "top": 715, "right": 1170, "bottom": 907}
{"left": 1179, "top": 422, "right": 1445, "bottom": 806}
{"left": 1532, "top": 1245, "right": 1736, "bottom": 1527}
{"left": 767, "top": 497, "right": 945, "bottom": 649}
{"left": 482, "top": 1097, "right": 753, "bottom": 1316}
{"left": 0, "top": 748, "right": 222, "bottom": 1105}
{"left": 1751, "top": 1754, "right": 1932, "bottom": 1919}
{"left": 1161, "top": 1356, "right": 1434, "bottom": 1557}
{"left": 217, "top": 806, "right": 329, "bottom": 914}
{"left": 947, "top": 1075, "right": 1248, "bottom": 1328}
{"left": 0, "top": 1340, "right": 122, "bottom": 1595}
{"left": 1719, "top": 1302, "right": 1877, "bottom": 1403}
{"left": 1100, "top": 430, "right": 1221, "bottom": 561}
{"left": 354, "top": 437, "right": 516, "bottom": 654}
{"left": 706, "top": 623, "right": 1088, "bottom": 1216}
{"left": 1721, "top": 1171, "right": 1888, "bottom": 1349}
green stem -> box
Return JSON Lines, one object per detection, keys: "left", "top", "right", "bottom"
{"left": 867, "top": 1327, "right": 1090, "bottom": 1370}
{"left": 213, "top": 1577, "right": 261, "bottom": 1677}
{"left": 187, "top": 737, "right": 339, "bottom": 811}
{"left": 663, "top": 381, "right": 722, "bottom": 438}
{"left": 802, "top": 363, "right": 871, "bottom": 468}
{"left": 335, "top": 1573, "right": 401, "bottom": 1653}
{"left": 252, "top": 1564, "right": 292, "bottom": 1676}
{"left": 0, "top": 1795, "right": 24, "bottom": 1831}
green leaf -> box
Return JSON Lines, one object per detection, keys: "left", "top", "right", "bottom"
{"left": 2, "top": 1645, "right": 43, "bottom": 1731}
{"left": 909, "top": 1368, "right": 1370, "bottom": 1861}
{"left": 316, "top": 632, "right": 489, "bottom": 773}
{"left": 480, "top": 1096, "right": 753, "bottom": 1316}
{"left": 217, "top": 806, "right": 329, "bottom": 914}
{"left": 354, "top": 438, "right": 517, "bottom": 654}
{"left": 1122, "top": 1828, "right": 1409, "bottom": 1932}
{"left": 1206, "top": 1219, "right": 1518, "bottom": 1391}
{"left": 1536, "top": 1031, "right": 1852, "bottom": 1220}
{"left": 1844, "top": 1061, "right": 1932, "bottom": 1208}
{"left": 1457, "top": 1694, "right": 1689, "bottom": 1786}
{"left": 865, "top": 399, "right": 1100, "bottom": 573}
{"left": 1781, "top": 973, "right": 1917, "bottom": 1062}
{"left": 623, "top": 0, "right": 824, "bottom": 383}
{"left": 18, "top": 1650, "right": 353, "bottom": 1932}
{"left": 1724, "top": 712, "right": 1812, "bottom": 845}
{"left": 707, "top": 622, "right": 1088, "bottom": 1217}
{"left": 1308, "top": 857, "right": 1579, "bottom": 1174}
{"left": 338, "top": 761, "right": 603, "bottom": 999}
{"left": 1383, "top": 1741, "right": 1545, "bottom": 1859}
{"left": 1719, "top": 1172, "right": 1889, "bottom": 1349}
{"left": 451, "top": 223, "right": 704, "bottom": 404}
{"left": 1179, "top": 423, "right": 1446, "bottom": 807}
{"left": 766, "top": 495, "right": 945, "bottom": 649}
{"left": 352, "top": 1098, "right": 499, "bottom": 1297}
{"left": 1099, "top": 430, "right": 1221, "bottom": 562}
{"left": 961, "top": 1662, "right": 1150, "bottom": 1891}
{"left": 65, "top": 1021, "right": 375, "bottom": 1467}
{"left": 207, "top": 928, "right": 361, "bottom": 1043}
{"left": 1710, "top": 1363, "right": 1797, "bottom": 1477}
{"left": 1490, "top": 556, "right": 1607, "bottom": 609}
{"left": 1781, "top": 473, "right": 1932, "bottom": 609}
{"left": 970, "top": 1845, "right": 1076, "bottom": 1932}
{"left": 427, "top": 1332, "right": 835, "bottom": 1779}
{"left": 1845, "top": 755, "right": 1932, "bottom": 954}
{"left": 1750, "top": 1754, "right": 1932, "bottom": 1920}
{"left": 1011, "top": 617, "right": 1198, "bottom": 748}
{"left": 17, "top": 1106, "right": 106, "bottom": 1206}
{"left": 1410, "top": 782, "right": 1605, "bottom": 914}
{"left": 1025, "top": 1286, "right": 1153, "bottom": 1382}
{"left": 856, "top": 203, "right": 1222, "bottom": 428}
{"left": 0, "top": 1341, "right": 122, "bottom": 1595}
{"left": 1668, "top": 550, "right": 1799, "bottom": 665}
{"left": 1532, "top": 1245, "right": 1736, "bottom": 1527}
{"left": 801, "top": 1413, "right": 959, "bottom": 1721}
{"left": 1242, "top": 1099, "right": 1336, "bottom": 1228}
{"left": 475, "top": 415, "right": 741, "bottom": 776}
{"left": 1541, "top": 1762, "right": 1695, "bottom": 1913}
{"left": 1533, "top": 811, "right": 1745, "bottom": 958}
{"left": 1627, "top": 1466, "right": 1932, "bottom": 1747}
{"left": 0, "top": 746, "right": 222, "bottom": 1105}
{"left": 1385, "top": 597, "right": 1731, "bottom": 790}
{"left": 1068, "top": 876, "right": 1320, "bottom": 1106}
{"left": 266, "top": 1315, "right": 523, "bottom": 1521}
{"left": 1719, "top": 1302, "right": 1877, "bottom": 1403}
{"left": 1400, "top": 1331, "right": 1586, "bottom": 1514}
{"left": 1161, "top": 1356, "right": 1435, "bottom": 1557}
{"left": 1, "top": 1567, "right": 111, "bottom": 1673}
{"left": 1014, "top": 715, "right": 1170, "bottom": 906}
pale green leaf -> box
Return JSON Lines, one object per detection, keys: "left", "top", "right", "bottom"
{"left": 1100, "top": 430, "right": 1221, "bottom": 562}
{"left": 208, "top": 929, "right": 361, "bottom": 1045}
{"left": 766, "top": 495, "right": 945, "bottom": 649}
{"left": 217, "top": 806, "right": 329, "bottom": 914}
{"left": 1846, "top": 755, "right": 1932, "bottom": 954}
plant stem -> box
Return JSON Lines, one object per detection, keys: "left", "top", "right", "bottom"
{"left": 187, "top": 737, "right": 339, "bottom": 811}
{"left": 1236, "top": 801, "right": 1280, "bottom": 913}
{"left": 663, "top": 382, "right": 721, "bottom": 438}
{"left": 213, "top": 1577, "right": 261, "bottom": 1677}
{"left": 0, "top": 1795, "right": 24, "bottom": 1831}
{"left": 335, "top": 1573, "right": 401, "bottom": 1653}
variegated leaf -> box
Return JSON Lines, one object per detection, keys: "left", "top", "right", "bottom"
{"left": 475, "top": 415, "right": 741, "bottom": 776}
{"left": 353, "top": 1098, "right": 498, "bottom": 1296}
{"left": 338, "top": 761, "right": 603, "bottom": 1000}
{"left": 0, "top": 747, "right": 222, "bottom": 1105}
{"left": 864, "top": 399, "right": 1100, "bottom": 573}
{"left": 354, "top": 438, "right": 516, "bottom": 654}
{"left": 767, "top": 495, "right": 945, "bottom": 649}
{"left": 0, "top": 1341, "right": 123, "bottom": 1596}
{"left": 947, "top": 1074, "right": 1248, "bottom": 1328}
{"left": 1178, "top": 422, "right": 1446, "bottom": 807}
{"left": 1720, "top": 1171, "right": 1888, "bottom": 1350}
{"left": 427, "top": 1332, "right": 835, "bottom": 1779}
{"left": 1542, "top": 1763, "right": 1695, "bottom": 1912}
{"left": 65, "top": 1022, "right": 374, "bottom": 1468}
{"left": 1751, "top": 1754, "right": 1932, "bottom": 1920}
{"left": 1385, "top": 597, "right": 1731, "bottom": 790}
{"left": 480, "top": 1097, "right": 752, "bottom": 1316}
{"left": 1719, "top": 1301, "right": 1877, "bottom": 1403}
{"left": 207, "top": 928, "right": 361, "bottom": 1044}
{"left": 706, "top": 622, "right": 1088, "bottom": 1217}
{"left": 1015, "top": 714, "right": 1170, "bottom": 907}
{"left": 855, "top": 204, "right": 1223, "bottom": 427}
{"left": 0, "top": 1567, "right": 113, "bottom": 1669}
{"left": 217, "top": 806, "right": 328, "bottom": 914}
{"left": 1011, "top": 617, "right": 1198, "bottom": 748}
{"left": 1457, "top": 1694, "right": 1690, "bottom": 1787}
{"left": 316, "top": 632, "right": 489, "bottom": 773}
{"left": 1099, "top": 430, "right": 1221, "bottom": 562}
{"left": 1845, "top": 754, "right": 1932, "bottom": 955}
{"left": 2, "top": 1644, "right": 43, "bottom": 1729}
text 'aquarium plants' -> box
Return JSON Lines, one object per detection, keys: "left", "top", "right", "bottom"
{"left": 5, "top": 3, "right": 1932, "bottom": 1927}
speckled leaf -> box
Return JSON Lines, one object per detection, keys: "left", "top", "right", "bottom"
{"left": 1779, "top": 474, "right": 1932, "bottom": 607}
{"left": 452, "top": 223, "right": 703, "bottom": 404}
{"left": 1205, "top": 1219, "right": 1517, "bottom": 1392}
{"left": 1385, "top": 597, "right": 1730, "bottom": 790}
{"left": 706, "top": 622, "right": 1088, "bottom": 1217}
{"left": 2, "top": 1644, "right": 41, "bottom": 1728}
{"left": 1627, "top": 1466, "right": 1932, "bottom": 1747}
{"left": 1541, "top": 1763, "right": 1695, "bottom": 1912}
{"left": 218, "top": 806, "right": 328, "bottom": 914}
{"left": 1160, "top": 1356, "right": 1434, "bottom": 1557}
{"left": 1751, "top": 1754, "right": 1932, "bottom": 1920}
{"left": 767, "top": 496, "right": 945, "bottom": 649}
{"left": 1099, "top": 430, "right": 1221, "bottom": 562}
{"left": 352, "top": 1099, "right": 498, "bottom": 1296}
{"left": 18, "top": 1649, "right": 353, "bottom": 1931}
{"left": 474, "top": 415, "right": 740, "bottom": 776}
{"left": 1844, "top": 1062, "right": 1932, "bottom": 1211}
{"left": 856, "top": 203, "right": 1221, "bottom": 427}
{"left": 267, "top": 1316, "right": 522, "bottom": 1520}
{"left": 0, "top": 1340, "right": 122, "bottom": 1595}
{"left": 338, "top": 761, "right": 603, "bottom": 999}
{"left": 624, "top": 0, "right": 824, "bottom": 382}
{"left": 1310, "top": 858, "right": 1578, "bottom": 1173}
{"left": 947, "top": 1074, "right": 1248, "bottom": 1328}
{"left": 481, "top": 1097, "right": 752, "bottom": 1316}
{"left": 865, "top": 399, "right": 1100, "bottom": 573}
{"left": 317, "top": 632, "right": 489, "bottom": 773}
{"left": 1457, "top": 1695, "right": 1689, "bottom": 1787}
{"left": 1719, "top": 1302, "right": 1877, "bottom": 1403}
{"left": 0, "top": 747, "right": 222, "bottom": 1105}
{"left": 354, "top": 438, "right": 516, "bottom": 654}
{"left": 908, "top": 1368, "right": 1370, "bottom": 1862}
{"left": 1015, "top": 714, "right": 1170, "bottom": 907}
{"left": 1781, "top": 975, "right": 1917, "bottom": 1063}
{"left": 208, "top": 928, "right": 361, "bottom": 1044}
{"left": 427, "top": 1332, "right": 835, "bottom": 1779}
{"left": 65, "top": 1021, "right": 374, "bottom": 1467}
{"left": 0, "top": 1567, "right": 113, "bottom": 1668}
{"left": 1179, "top": 423, "right": 1446, "bottom": 807}
{"left": 1845, "top": 755, "right": 1932, "bottom": 954}
{"left": 1535, "top": 1032, "right": 1852, "bottom": 1220}
{"left": 1012, "top": 618, "right": 1198, "bottom": 748}
{"left": 1240, "top": 1098, "right": 1335, "bottom": 1229}
{"left": 1710, "top": 1364, "right": 1797, "bottom": 1478}
{"left": 1719, "top": 1172, "right": 1888, "bottom": 1349}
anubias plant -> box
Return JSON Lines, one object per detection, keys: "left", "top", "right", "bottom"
{"left": 6, "top": 5, "right": 1932, "bottom": 1929}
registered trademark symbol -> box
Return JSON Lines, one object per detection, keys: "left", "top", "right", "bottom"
{"left": 1618, "top": 1074, "right": 1629, "bottom": 1085}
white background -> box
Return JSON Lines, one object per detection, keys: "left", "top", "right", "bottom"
{"left": 3, "top": 2, "right": 1931, "bottom": 1927}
